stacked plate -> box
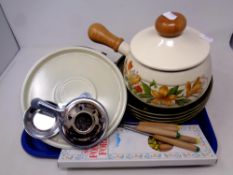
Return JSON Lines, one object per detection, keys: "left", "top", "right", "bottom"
{"left": 126, "top": 78, "right": 212, "bottom": 123}
{"left": 117, "top": 56, "right": 213, "bottom": 123}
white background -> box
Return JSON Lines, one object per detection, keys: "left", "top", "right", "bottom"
{"left": 0, "top": 0, "right": 233, "bottom": 174}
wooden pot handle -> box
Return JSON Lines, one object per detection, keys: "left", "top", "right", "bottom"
{"left": 88, "top": 23, "right": 124, "bottom": 52}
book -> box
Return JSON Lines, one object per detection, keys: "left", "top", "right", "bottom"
{"left": 58, "top": 125, "right": 217, "bottom": 168}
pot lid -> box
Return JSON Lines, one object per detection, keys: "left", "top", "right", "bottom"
{"left": 21, "top": 47, "right": 127, "bottom": 149}
{"left": 130, "top": 12, "right": 210, "bottom": 71}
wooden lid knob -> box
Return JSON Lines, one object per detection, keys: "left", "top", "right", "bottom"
{"left": 155, "top": 12, "right": 186, "bottom": 37}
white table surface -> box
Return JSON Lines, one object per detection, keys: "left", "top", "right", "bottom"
{"left": 1, "top": 0, "right": 233, "bottom": 174}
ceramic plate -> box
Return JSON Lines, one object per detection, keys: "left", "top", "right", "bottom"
{"left": 133, "top": 113, "right": 198, "bottom": 124}
{"left": 128, "top": 103, "right": 205, "bottom": 121}
{"left": 132, "top": 106, "right": 204, "bottom": 123}
{"left": 127, "top": 88, "right": 209, "bottom": 119}
{"left": 126, "top": 82, "right": 210, "bottom": 123}
{"left": 21, "top": 47, "right": 127, "bottom": 149}
{"left": 127, "top": 77, "right": 212, "bottom": 116}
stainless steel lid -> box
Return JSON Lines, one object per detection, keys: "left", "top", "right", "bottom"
{"left": 23, "top": 100, "right": 60, "bottom": 139}
{"left": 24, "top": 96, "right": 109, "bottom": 149}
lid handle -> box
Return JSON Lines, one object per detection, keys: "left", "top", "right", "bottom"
{"left": 31, "top": 98, "right": 63, "bottom": 117}
{"left": 155, "top": 12, "right": 186, "bottom": 37}
{"left": 88, "top": 23, "right": 124, "bottom": 52}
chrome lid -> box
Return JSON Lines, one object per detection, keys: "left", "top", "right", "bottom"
{"left": 24, "top": 96, "right": 109, "bottom": 149}
{"left": 60, "top": 98, "right": 108, "bottom": 149}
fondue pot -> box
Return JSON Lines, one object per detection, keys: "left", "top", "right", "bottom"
{"left": 88, "top": 12, "right": 212, "bottom": 108}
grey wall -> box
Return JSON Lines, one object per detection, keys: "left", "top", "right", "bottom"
{"left": 0, "top": 4, "right": 19, "bottom": 76}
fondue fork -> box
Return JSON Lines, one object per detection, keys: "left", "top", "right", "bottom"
{"left": 121, "top": 122, "right": 198, "bottom": 144}
{"left": 120, "top": 124, "right": 200, "bottom": 152}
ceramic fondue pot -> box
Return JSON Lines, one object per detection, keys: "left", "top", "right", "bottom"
{"left": 88, "top": 12, "right": 212, "bottom": 108}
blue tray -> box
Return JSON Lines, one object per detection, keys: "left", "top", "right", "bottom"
{"left": 21, "top": 108, "right": 217, "bottom": 159}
